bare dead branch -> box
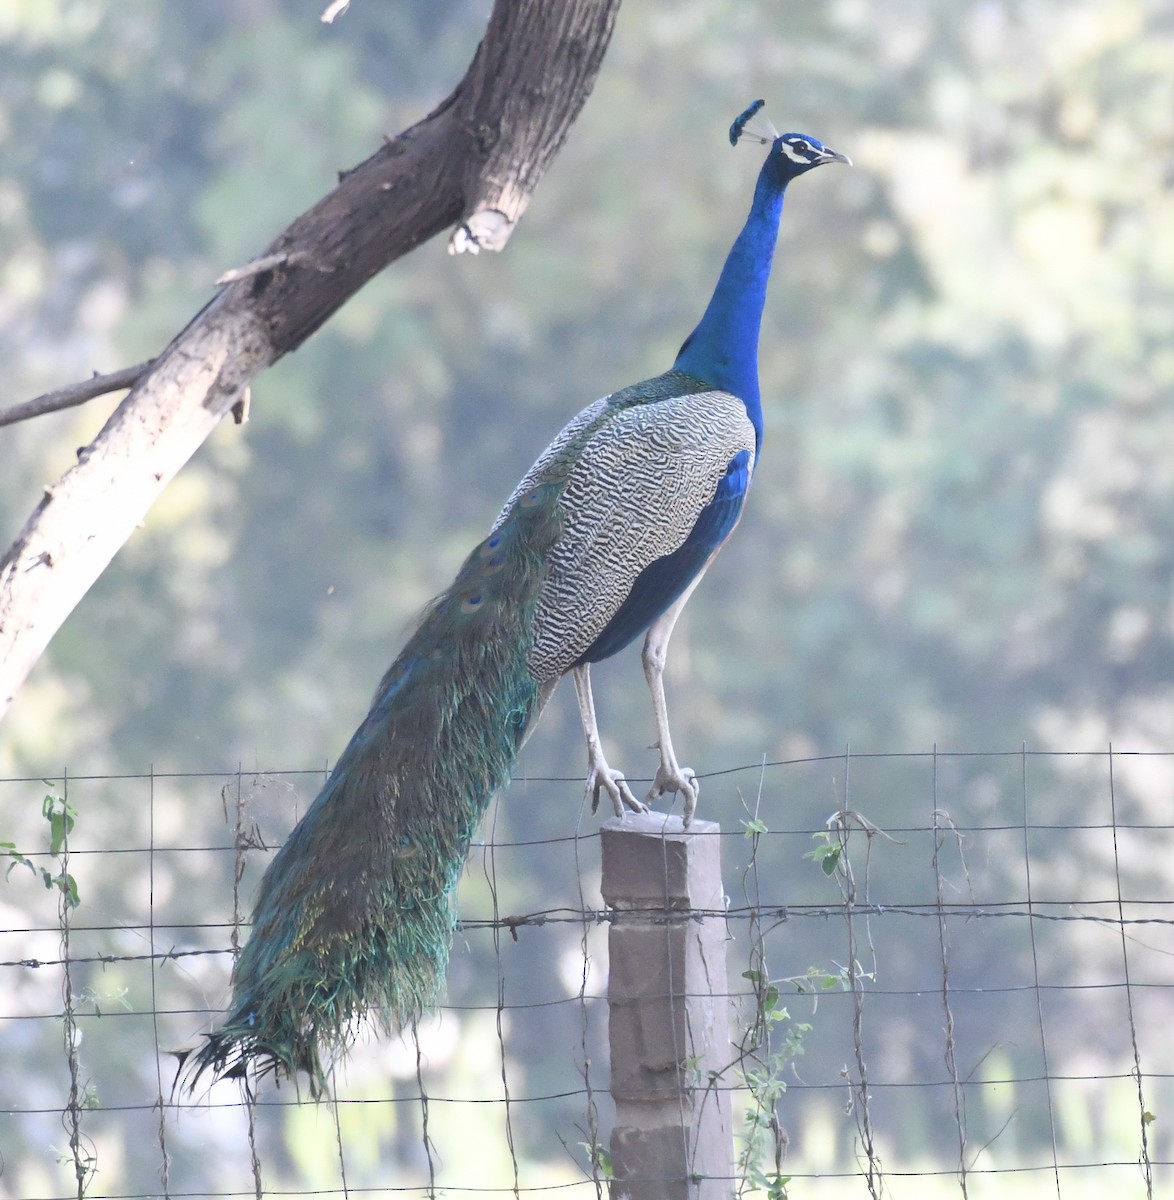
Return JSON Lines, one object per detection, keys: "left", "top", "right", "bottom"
{"left": 0, "top": 0, "right": 622, "bottom": 720}
{"left": 0, "top": 360, "right": 156, "bottom": 430}
{"left": 215, "top": 251, "right": 318, "bottom": 287}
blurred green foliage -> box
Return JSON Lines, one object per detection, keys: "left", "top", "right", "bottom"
{"left": 2, "top": 0, "right": 1173, "bottom": 1195}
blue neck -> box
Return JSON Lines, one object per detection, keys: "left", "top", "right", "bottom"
{"left": 673, "top": 167, "right": 787, "bottom": 455}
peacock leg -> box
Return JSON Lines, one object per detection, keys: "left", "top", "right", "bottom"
{"left": 572, "top": 663, "right": 646, "bottom": 817}
{"left": 641, "top": 582, "right": 703, "bottom": 823}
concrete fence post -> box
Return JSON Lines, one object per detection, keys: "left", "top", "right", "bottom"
{"left": 600, "top": 810, "right": 733, "bottom": 1200}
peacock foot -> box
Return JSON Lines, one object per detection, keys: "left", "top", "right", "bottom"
{"left": 647, "top": 757, "right": 700, "bottom": 825}
{"left": 585, "top": 751, "right": 648, "bottom": 818}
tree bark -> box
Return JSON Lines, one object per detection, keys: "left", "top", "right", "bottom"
{"left": 0, "top": 0, "right": 621, "bottom": 721}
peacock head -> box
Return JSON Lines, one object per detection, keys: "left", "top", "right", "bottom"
{"left": 729, "top": 99, "right": 851, "bottom": 183}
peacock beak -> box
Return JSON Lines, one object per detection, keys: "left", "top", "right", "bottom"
{"left": 819, "top": 147, "right": 852, "bottom": 167}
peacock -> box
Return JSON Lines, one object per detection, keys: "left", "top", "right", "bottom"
{"left": 184, "top": 102, "right": 849, "bottom": 1092}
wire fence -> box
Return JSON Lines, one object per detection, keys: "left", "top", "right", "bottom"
{"left": 1, "top": 749, "right": 1171, "bottom": 1199}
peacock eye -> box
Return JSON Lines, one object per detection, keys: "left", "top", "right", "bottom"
{"left": 479, "top": 537, "right": 506, "bottom": 566}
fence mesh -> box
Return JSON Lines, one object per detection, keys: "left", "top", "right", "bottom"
{"left": 2, "top": 749, "right": 1171, "bottom": 1199}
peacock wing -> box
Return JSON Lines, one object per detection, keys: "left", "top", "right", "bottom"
{"left": 527, "top": 387, "right": 755, "bottom": 681}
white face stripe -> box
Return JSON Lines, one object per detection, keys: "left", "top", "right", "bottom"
{"left": 779, "top": 139, "right": 816, "bottom": 164}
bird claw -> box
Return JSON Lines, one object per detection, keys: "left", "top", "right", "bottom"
{"left": 586, "top": 764, "right": 648, "bottom": 819}
{"left": 647, "top": 761, "right": 700, "bottom": 826}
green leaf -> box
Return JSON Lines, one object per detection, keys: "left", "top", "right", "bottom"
{"left": 580, "top": 1141, "right": 613, "bottom": 1179}
{"left": 42, "top": 795, "right": 76, "bottom": 857}
{"left": 768, "top": 1174, "right": 792, "bottom": 1200}
{"left": 3, "top": 844, "right": 36, "bottom": 879}
{"left": 803, "top": 839, "right": 844, "bottom": 876}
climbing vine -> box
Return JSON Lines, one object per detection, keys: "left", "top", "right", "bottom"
{"left": 2, "top": 791, "right": 81, "bottom": 908}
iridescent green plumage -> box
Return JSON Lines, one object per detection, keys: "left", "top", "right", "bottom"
{"left": 187, "top": 478, "right": 563, "bottom": 1092}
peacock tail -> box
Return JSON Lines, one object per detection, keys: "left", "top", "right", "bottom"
{"left": 186, "top": 467, "right": 563, "bottom": 1091}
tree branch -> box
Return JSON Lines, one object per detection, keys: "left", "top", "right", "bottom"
{"left": 0, "top": 361, "right": 156, "bottom": 429}
{"left": 0, "top": 0, "right": 621, "bottom": 721}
